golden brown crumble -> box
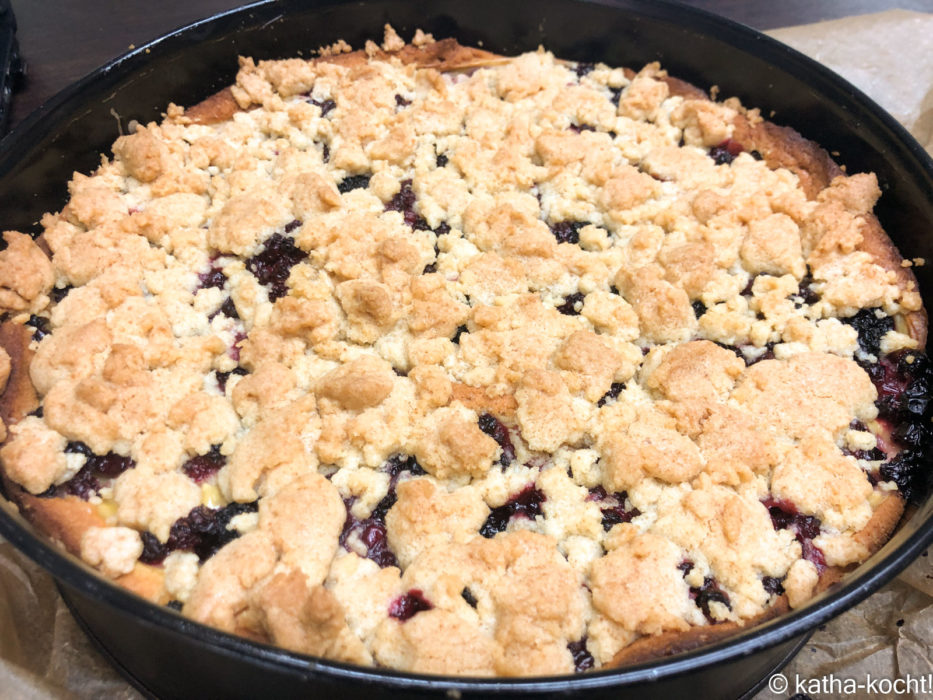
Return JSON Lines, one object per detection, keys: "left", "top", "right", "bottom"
{"left": 0, "top": 25, "right": 925, "bottom": 677}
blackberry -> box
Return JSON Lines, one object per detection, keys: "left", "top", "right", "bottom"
{"left": 308, "top": 97, "right": 336, "bottom": 116}
{"left": 198, "top": 266, "right": 226, "bottom": 290}
{"left": 182, "top": 445, "right": 226, "bottom": 483}
{"left": 762, "top": 576, "right": 786, "bottom": 596}
{"left": 386, "top": 179, "right": 432, "bottom": 231}
{"left": 478, "top": 413, "right": 515, "bottom": 468}
{"left": 557, "top": 292, "right": 586, "bottom": 316}
{"left": 480, "top": 485, "right": 546, "bottom": 538}
{"left": 597, "top": 382, "right": 626, "bottom": 407}
{"left": 245, "top": 230, "right": 307, "bottom": 301}
{"left": 549, "top": 221, "right": 584, "bottom": 245}
{"left": 338, "top": 174, "right": 371, "bottom": 193}
{"left": 709, "top": 139, "right": 743, "bottom": 165}
{"left": 388, "top": 589, "right": 433, "bottom": 621}
{"left": 844, "top": 308, "right": 894, "bottom": 356}
{"left": 568, "top": 638, "right": 595, "bottom": 673}
{"left": 690, "top": 576, "right": 731, "bottom": 622}
{"left": 27, "top": 314, "right": 51, "bottom": 341}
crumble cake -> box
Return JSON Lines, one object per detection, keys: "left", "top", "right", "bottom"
{"left": 0, "top": 25, "right": 930, "bottom": 676}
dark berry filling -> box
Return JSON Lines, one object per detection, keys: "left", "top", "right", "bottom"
{"left": 26, "top": 314, "right": 51, "bottom": 341}
{"left": 761, "top": 497, "right": 826, "bottom": 572}
{"left": 43, "top": 442, "right": 136, "bottom": 500}
{"left": 597, "top": 382, "right": 626, "bottom": 407}
{"left": 385, "top": 179, "right": 432, "bottom": 231}
{"left": 478, "top": 413, "right": 515, "bottom": 468}
{"left": 245, "top": 226, "right": 307, "bottom": 301}
{"left": 348, "top": 514, "right": 396, "bottom": 567}
{"left": 794, "top": 273, "right": 820, "bottom": 306}
{"left": 763, "top": 498, "right": 820, "bottom": 540}
{"left": 218, "top": 297, "right": 239, "bottom": 320}
{"left": 51, "top": 285, "right": 73, "bottom": 303}
{"left": 308, "top": 97, "right": 336, "bottom": 116}
{"left": 880, "top": 450, "right": 930, "bottom": 503}
{"left": 762, "top": 576, "right": 786, "bottom": 596}
{"left": 844, "top": 308, "right": 894, "bottom": 357}
{"left": 215, "top": 366, "right": 248, "bottom": 393}
{"left": 691, "top": 300, "right": 707, "bottom": 319}
{"left": 461, "top": 587, "right": 478, "bottom": 608}
{"left": 451, "top": 324, "right": 469, "bottom": 344}
{"left": 845, "top": 444, "right": 885, "bottom": 462}
{"left": 557, "top": 292, "right": 586, "bottom": 316}
{"left": 708, "top": 139, "right": 743, "bottom": 165}
{"left": 338, "top": 455, "right": 424, "bottom": 568}
{"left": 388, "top": 589, "right": 433, "bottom": 621}
{"left": 842, "top": 421, "right": 884, "bottom": 462}
{"left": 574, "top": 62, "right": 595, "bottom": 78}
{"left": 677, "top": 559, "right": 694, "bottom": 577}
{"left": 860, "top": 350, "right": 933, "bottom": 501}
{"left": 198, "top": 266, "right": 226, "bottom": 291}
{"left": 395, "top": 94, "right": 411, "bottom": 108}
{"left": 228, "top": 330, "right": 246, "bottom": 363}
{"left": 384, "top": 453, "right": 427, "bottom": 485}
{"left": 690, "top": 576, "right": 731, "bottom": 621}
{"left": 54, "top": 465, "right": 99, "bottom": 500}
{"left": 436, "top": 153, "right": 448, "bottom": 168}
{"left": 339, "top": 499, "right": 397, "bottom": 568}
{"left": 568, "top": 638, "right": 595, "bottom": 673}
{"left": 587, "top": 487, "right": 640, "bottom": 531}
{"left": 864, "top": 350, "right": 932, "bottom": 423}
{"left": 480, "top": 485, "right": 546, "bottom": 538}
{"left": 182, "top": 445, "right": 226, "bottom": 483}
{"left": 744, "top": 342, "right": 776, "bottom": 367}
{"left": 166, "top": 600, "right": 184, "bottom": 611}
{"left": 550, "top": 221, "right": 584, "bottom": 245}
{"left": 338, "top": 174, "right": 371, "bottom": 194}
{"left": 139, "top": 501, "right": 259, "bottom": 564}
{"left": 569, "top": 124, "right": 596, "bottom": 134}
{"left": 139, "top": 532, "right": 166, "bottom": 564}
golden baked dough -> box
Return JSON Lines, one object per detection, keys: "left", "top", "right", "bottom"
{"left": 0, "top": 26, "right": 928, "bottom": 676}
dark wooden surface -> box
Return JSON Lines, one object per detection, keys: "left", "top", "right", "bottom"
{"left": 6, "top": 0, "right": 931, "bottom": 128}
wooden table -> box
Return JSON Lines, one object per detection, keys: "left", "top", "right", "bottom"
{"left": 6, "top": 0, "right": 929, "bottom": 129}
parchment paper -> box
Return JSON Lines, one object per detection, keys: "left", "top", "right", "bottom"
{"left": 1, "top": 10, "right": 931, "bottom": 699}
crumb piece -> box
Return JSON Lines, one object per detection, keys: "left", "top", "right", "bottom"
{"left": 412, "top": 405, "right": 499, "bottom": 480}
{"left": 184, "top": 530, "right": 277, "bottom": 634}
{"left": 259, "top": 472, "right": 345, "bottom": 585}
{"left": 373, "top": 608, "right": 495, "bottom": 675}
{"left": 783, "top": 559, "right": 818, "bottom": 609}
{"left": 386, "top": 478, "right": 488, "bottom": 567}
{"left": 0, "top": 232, "right": 55, "bottom": 314}
{"left": 590, "top": 530, "right": 692, "bottom": 635}
{"left": 316, "top": 356, "right": 395, "bottom": 411}
{"left": 0, "top": 416, "right": 69, "bottom": 494}
{"left": 515, "top": 370, "right": 580, "bottom": 451}
{"left": 255, "top": 569, "right": 370, "bottom": 664}
{"left": 80, "top": 526, "right": 143, "bottom": 578}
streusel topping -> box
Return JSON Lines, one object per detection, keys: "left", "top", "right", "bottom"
{"left": 0, "top": 27, "right": 927, "bottom": 676}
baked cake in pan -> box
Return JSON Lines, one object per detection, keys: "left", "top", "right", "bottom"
{"left": 0, "top": 27, "right": 930, "bottom": 676}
